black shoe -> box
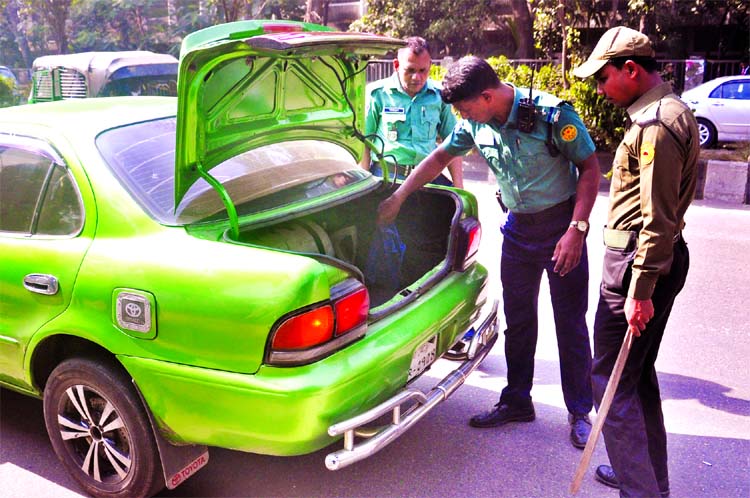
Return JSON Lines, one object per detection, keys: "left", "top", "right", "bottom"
{"left": 595, "top": 465, "right": 670, "bottom": 497}
{"left": 595, "top": 464, "right": 619, "bottom": 489}
{"left": 568, "top": 413, "right": 591, "bottom": 449}
{"left": 469, "top": 402, "right": 535, "bottom": 428}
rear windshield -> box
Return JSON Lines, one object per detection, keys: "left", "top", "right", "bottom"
{"left": 96, "top": 117, "right": 368, "bottom": 225}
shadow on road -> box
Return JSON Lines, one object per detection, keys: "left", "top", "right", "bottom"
{"left": 658, "top": 371, "right": 750, "bottom": 416}
{"left": 3, "top": 356, "right": 748, "bottom": 498}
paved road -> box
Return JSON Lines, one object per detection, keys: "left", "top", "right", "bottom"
{"left": 1, "top": 181, "right": 749, "bottom": 497}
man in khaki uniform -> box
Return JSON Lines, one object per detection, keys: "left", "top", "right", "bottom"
{"left": 573, "top": 27, "right": 699, "bottom": 497}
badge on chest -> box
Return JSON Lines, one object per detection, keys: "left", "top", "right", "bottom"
{"left": 383, "top": 107, "right": 406, "bottom": 142}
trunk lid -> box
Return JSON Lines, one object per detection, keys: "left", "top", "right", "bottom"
{"left": 174, "top": 20, "right": 404, "bottom": 212}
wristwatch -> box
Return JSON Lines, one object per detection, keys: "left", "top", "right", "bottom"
{"left": 569, "top": 220, "right": 589, "bottom": 233}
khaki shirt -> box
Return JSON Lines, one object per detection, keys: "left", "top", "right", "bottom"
{"left": 608, "top": 82, "right": 700, "bottom": 300}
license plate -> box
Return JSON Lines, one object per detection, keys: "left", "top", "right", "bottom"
{"left": 408, "top": 335, "right": 437, "bottom": 381}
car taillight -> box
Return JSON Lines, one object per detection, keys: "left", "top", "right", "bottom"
{"left": 453, "top": 217, "right": 482, "bottom": 272}
{"left": 271, "top": 306, "right": 334, "bottom": 350}
{"left": 268, "top": 280, "right": 369, "bottom": 366}
{"left": 334, "top": 287, "right": 369, "bottom": 336}
{"left": 466, "top": 223, "right": 482, "bottom": 258}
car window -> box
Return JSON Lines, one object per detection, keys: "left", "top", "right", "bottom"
{"left": 97, "top": 117, "right": 368, "bottom": 225}
{"left": 710, "top": 81, "right": 750, "bottom": 100}
{"left": 0, "top": 146, "right": 83, "bottom": 235}
{"left": 36, "top": 164, "right": 84, "bottom": 235}
{"left": 735, "top": 83, "right": 750, "bottom": 100}
{"left": 99, "top": 77, "right": 177, "bottom": 97}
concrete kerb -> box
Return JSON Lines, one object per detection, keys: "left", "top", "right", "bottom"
{"left": 701, "top": 159, "right": 750, "bottom": 204}
{"left": 460, "top": 150, "right": 750, "bottom": 206}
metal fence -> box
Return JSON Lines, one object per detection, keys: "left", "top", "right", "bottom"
{"left": 8, "top": 58, "right": 742, "bottom": 94}
{"left": 365, "top": 58, "right": 744, "bottom": 95}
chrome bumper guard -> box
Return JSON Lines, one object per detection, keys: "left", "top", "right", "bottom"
{"left": 325, "top": 300, "right": 499, "bottom": 470}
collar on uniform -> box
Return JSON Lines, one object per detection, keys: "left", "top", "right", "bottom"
{"left": 501, "top": 84, "right": 544, "bottom": 128}
{"left": 504, "top": 84, "right": 525, "bottom": 127}
{"left": 383, "top": 72, "right": 441, "bottom": 98}
{"left": 627, "top": 82, "right": 674, "bottom": 121}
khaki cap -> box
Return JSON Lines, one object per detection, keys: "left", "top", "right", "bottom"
{"left": 572, "top": 26, "right": 655, "bottom": 78}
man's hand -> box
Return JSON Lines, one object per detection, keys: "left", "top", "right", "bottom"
{"left": 376, "top": 193, "right": 405, "bottom": 226}
{"left": 552, "top": 228, "right": 585, "bottom": 276}
{"left": 624, "top": 297, "right": 655, "bottom": 337}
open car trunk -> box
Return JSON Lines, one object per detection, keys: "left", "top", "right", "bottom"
{"left": 233, "top": 187, "right": 460, "bottom": 310}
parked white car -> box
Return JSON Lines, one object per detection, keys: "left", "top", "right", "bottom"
{"left": 680, "top": 75, "right": 750, "bottom": 148}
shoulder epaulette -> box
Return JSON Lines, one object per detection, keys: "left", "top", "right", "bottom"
{"left": 635, "top": 101, "right": 661, "bottom": 126}
{"left": 537, "top": 100, "right": 572, "bottom": 124}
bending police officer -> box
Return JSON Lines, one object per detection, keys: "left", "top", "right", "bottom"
{"left": 377, "top": 56, "right": 600, "bottom": 449}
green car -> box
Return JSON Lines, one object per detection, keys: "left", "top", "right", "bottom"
{"left": 0, "top": 20, "right": 497, "bottom": 498}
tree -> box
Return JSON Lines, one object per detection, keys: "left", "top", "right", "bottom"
{"left": 304, "top": 0, "right": 329, "bottom": 24}
{"left": 351, "top": 0, "right": 531, "bottom": 57}
{"left": 31, "top": 0, "right": 73, "bottom": 53}
{"left": 2, "top": 0, "right": 33, "bottom": 66}
{"left": 507, "top": 0, "right": 535, "bottom": 58}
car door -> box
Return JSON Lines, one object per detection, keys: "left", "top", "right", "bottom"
{"left": 710, "top": 80, "right": 750, "bottom": 138}
{"left": 0, "top": 135, "right": 91, "bottom": 389}
{"left": 719, "top": 80, "right": 750, "bottom": 139}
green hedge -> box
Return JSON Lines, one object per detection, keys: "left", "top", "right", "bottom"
{"left": 431, "top": 56, "right": 628, "bottom": 154}
{"left": 0, "top": 76, "right": 22, "bottom": 108}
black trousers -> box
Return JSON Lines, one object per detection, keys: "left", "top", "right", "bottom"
{"left": 592, "top": 237, "right": 689, "bottom": 497}
{"left": 498, "top": 201, "right": 593, "bottom": 416}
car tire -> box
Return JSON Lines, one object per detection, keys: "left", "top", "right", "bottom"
{"left": 696, "top": 118, "right": 717, "bottom": 148}
{"left": 43, "top": 357, "right": 163, "bottom": 498}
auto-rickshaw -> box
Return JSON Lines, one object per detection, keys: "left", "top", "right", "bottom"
{"left": 29, "top": 50, "right": 177, "bottom": 103}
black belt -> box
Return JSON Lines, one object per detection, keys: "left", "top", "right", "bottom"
{"left": 387, "top": 163, "right": 414, "bottom": 177}
{"left": 510, "top": 197, "right": 574, "bottom": 224}
{"left": 374, "top": 162, "right": 414, "bottom": 177}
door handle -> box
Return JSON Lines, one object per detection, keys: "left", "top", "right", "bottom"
{"left": 23, "top": 274, "right": 60, "bottom": 295}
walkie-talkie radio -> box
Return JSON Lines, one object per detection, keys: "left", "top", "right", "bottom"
{"left": 517, "top": 65, "right": 536, "bottom": 133}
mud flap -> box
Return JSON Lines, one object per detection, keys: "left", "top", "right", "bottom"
{"left": 133, "top": 382, "right": 209, "bottom": 490}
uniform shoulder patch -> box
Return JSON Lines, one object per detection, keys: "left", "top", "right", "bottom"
{"left": 560, "top": 124, "right": 578, "bottom": 142}
{"left": 640, "top": 142, "right": 655, "bottom": 165}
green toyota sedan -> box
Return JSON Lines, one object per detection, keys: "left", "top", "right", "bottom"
{"left": 0, "top": 20, "right": 497, "bottom": 498}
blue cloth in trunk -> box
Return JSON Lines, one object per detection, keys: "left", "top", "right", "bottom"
{"left": 364, "top": 223, "right": 406, "bottom": 292}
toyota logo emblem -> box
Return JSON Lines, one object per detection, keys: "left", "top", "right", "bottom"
{"left": 125, "top": 302, "right": 142, "bottom": 318}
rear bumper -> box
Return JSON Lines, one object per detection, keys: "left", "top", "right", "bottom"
{"left": 120, "top": 264, "right": 490, "bottom": 456}
{"left": 325, "top": 299, "right": 498, "bottom": 470}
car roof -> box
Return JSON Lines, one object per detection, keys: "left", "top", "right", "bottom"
{"left": 705, "top": 75, "right": 750, "bottom": 85}
{"left": 0, "top": 96, "right": 176, "bottom": 139}
{"left": 31, "top": 51, "right": 178, "bottom": 97}
{"left": 32, "top": 51, "right": 177, "bottom": 72}
{"left": 686, "top": 75, "right": 750, "bottom": 91}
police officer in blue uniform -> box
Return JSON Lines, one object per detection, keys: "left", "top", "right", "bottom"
{"left": 363, "top": 37, "right": 462, "bottom": 187}
{"left": 377, "top": 56, "right": 600, "bottom": 449}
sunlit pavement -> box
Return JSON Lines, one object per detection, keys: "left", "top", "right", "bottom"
{"left": 1, "top": 176, "right": 748, "bottom": 498}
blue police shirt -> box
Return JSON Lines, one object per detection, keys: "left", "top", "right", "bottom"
{"left": 443, "top": 85, "right": 595, "bottom": 213}
{"left": 365, "top": 73, "right": 457, "bottom": 166}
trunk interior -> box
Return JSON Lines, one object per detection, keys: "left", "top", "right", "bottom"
{"left": 235, "top": 188, "right": 459, "bottom": 308}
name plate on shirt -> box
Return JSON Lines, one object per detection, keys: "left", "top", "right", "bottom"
{"left": 383, "top": 106, "right": 405, "bottom": 114}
